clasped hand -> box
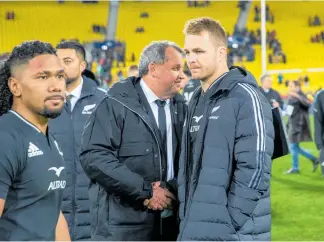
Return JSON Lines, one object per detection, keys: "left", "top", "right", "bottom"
{"left": 143, "top": 181, "right": 176, "bottom": 210}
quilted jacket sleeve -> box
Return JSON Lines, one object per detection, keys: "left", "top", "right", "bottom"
{"left": 227, "top": 84, "right": 274, "bottom": 231}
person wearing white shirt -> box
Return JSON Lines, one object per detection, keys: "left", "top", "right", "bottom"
{"left": 79, "top": 41, "right": 186, "bottom": 241}
{"left": 49, "top": 41, "right": 106, "bottom": 241}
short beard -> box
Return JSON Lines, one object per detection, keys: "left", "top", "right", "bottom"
{"left": 66, "top": 77, "right": 78, "bottom": 85}
{"left": 38, "top": 106, "right": 63, "bottom": 119}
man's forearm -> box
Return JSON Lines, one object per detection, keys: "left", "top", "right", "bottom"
{"left": 55, "top": 211, "right": 70, "bottom": 241}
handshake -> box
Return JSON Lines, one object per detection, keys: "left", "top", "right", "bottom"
{"left": 143, "top": 181, "right": 176, "bottom": 210}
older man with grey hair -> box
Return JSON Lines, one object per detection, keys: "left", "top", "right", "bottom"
{"left": 259, "top": 73, "right": 284, "bottom": 109}
{"left": 80, "top": 40, "right": 186, "bottom": 241}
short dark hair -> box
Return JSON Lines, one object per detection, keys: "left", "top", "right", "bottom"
{"left": 0, "top": 40, "right": 56, "bottom": 115}
{"left": 56, "top": 40, "right": 86, "bottom": 61}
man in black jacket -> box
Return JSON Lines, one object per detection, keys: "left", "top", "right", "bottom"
{"left": 178, "top": 17, "right": 274, "bottom": 241}
{"left": 259, "top": 74, "right": 284, "bottom": 109}
{"left": 49, "top": 41, "right": 106, "bottom": 241}
{"left": 80, "top": 41, "right": 187, "bottom": 241}
{"left": 313, "top": 89, "right": 324, "bottom": 175}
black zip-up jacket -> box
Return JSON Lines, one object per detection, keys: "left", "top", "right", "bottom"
{"left": 80, "top": 77, "right": 186, "bottom": 240}
{"left": 49, "top": 76, "right": 106, "bottom": 240}
{"left": 259, "top": 87, "right": 284, "bottom": 109}
{"left": 178, "top": 67, "right": 274, "bottom": 241}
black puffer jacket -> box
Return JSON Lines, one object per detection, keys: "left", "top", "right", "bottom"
{"left": 49, "top": 77, "right": 106, "bottom": 240}
{"left": 80, "top": 77, "right": 186, "bottom": 240}
{"left": 178, "top": 67, "right": 274, "bottom": 241}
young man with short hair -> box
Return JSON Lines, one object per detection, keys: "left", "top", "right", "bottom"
{"left": 0, "top": 41, "right": 70, "bottom": 240}
{"left": 178, "top": 17, "right": 274, "bottom": 241}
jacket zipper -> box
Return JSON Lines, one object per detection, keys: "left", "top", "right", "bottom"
{"left": 69, "top": 105, "right": 76, "bottom": 239}
{"left": 69, "top": 96, "right": 87, "bottom": 239}
{"left": 180, "top": 93, "right": 225, "bottom": 240}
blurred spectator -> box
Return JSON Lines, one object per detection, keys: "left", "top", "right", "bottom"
{"left": 267, "top": 32, "right": 287, "bottom": 64}
{"left": 245, "top": 45, "right": 255, "bottom": 61}
{"left": 254, "top": 5, "right": 260, "bottom": 22}
{"left": 92, "top": 24, "right": 105, "bottom": 34}
{"left": 127, "top": 65, "right": 139, "bottom": 77}
{"left": 117, "top": 70, "right": 125, "bottom": 82}
{"left": 278, "top": 73, "right": 283, "bottom": 84}
{"left": 310, "top": 33, "right": 322, "bottom": 43}
{"left": 304, "top": 75, "right": 310, "bottom": 87}
{"left": 140, "top": 12, "right": 149, "bottom": 18}
{"left": 259, "top": 74, "right": 284, "bottom": 109}
{"left": 131, "top": 52, "right": 136, "bottom": 62}
{"left": 285, "top": 80, "right": 319, "bottom": 174}
{"left": 314, "top": 15, "right": 321, "bottom": 26}
{"left": 6, "top": 11, "right": 15, "bottom": 20}
{"left": 254, "top": 4, "right": 274, "bottom": 23}
{"left": 309, "top": 15, "right": 321, "bottom": 26}
{"left": 82, "top": 0, "right": 98, "bottom": 3}
{"left": 285, "top": 80, "right": 290, "bottom": 87}
{"left": 135, "top": 26, "right": 145, "bottom": 33}
{"left": 187, "top": 0, "right": 209, "bottom": 7}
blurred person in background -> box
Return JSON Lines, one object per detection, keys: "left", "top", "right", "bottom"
{"left": 49, "top": 40, "right": 106, "bottom": 241}
{"left": 80, "top": 41, "right": 186, "bottom": 241}
{"left": 179, "top": 69, "right": 191, "bottom": 90}
{"left": 182, "top": 67, "right": 200, "bottom": 102}
{"left": 182, "top": 78, "right": 200, "bottom": 103}
{"left": 286, "top": 80, "right": 319, "bottom": 174}
{"left": 127, "top": 64, "right": 139, "bottom": 77}
{"left": 313, "top": 89, "right": 324, "bottom": 176}
{"left": 117, "top": 70, "right": 125, "bottom": 81}
{"left": 259, "top": 74, "right": 284, "bottom": 109}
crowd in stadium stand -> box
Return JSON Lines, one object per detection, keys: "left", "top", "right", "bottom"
{"left": 187, "top": 0, "right": 210, "bottom": 7}
{"left": 254, "top": 4, "right": 275, "bottom": 23}
{"left": 309, "top": 15, "right": 322, "bottom": 27}
{"left": 310, "top": 31, "right": 324, "bottom": 43}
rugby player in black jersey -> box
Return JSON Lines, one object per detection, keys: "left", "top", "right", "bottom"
{"left": 0, "top": 41, "right": 70, "bottom": 240}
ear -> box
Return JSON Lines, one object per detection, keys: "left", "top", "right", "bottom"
{"left": 217, "top": 46, "right": 227, "bottom": 62}
{"left": 148, "top": 63, "right": 158, "bottom": 77}
{"left": 8, "top": 77, "right": 22, "bottom": 97}
{"left": 80, "top": 60, "right": 87, "bottom": 73}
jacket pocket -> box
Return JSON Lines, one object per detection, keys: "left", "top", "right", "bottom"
{"left": 108, "top": 195, "right": 154, "bottom": 226}
{"left": 118, "top": 142, "right": 155, "bottom": 180}
{"left": 119, "top": 142, "right": 153, "bottom": 157}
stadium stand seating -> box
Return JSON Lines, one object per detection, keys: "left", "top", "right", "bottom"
{"left": 1, "top": 1, "right": 323, "bottom": 93}
{"left": 0, "top": 1, "right": 109, "bottom": 53}
{"left": 116, "top": 1, "right": 238, "bottom": 63}
{"left": 113, "top": 1, "right": 238, "bottom": 81}
{"left": 244, "top": 1, "right": 324, "bottom": 94}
